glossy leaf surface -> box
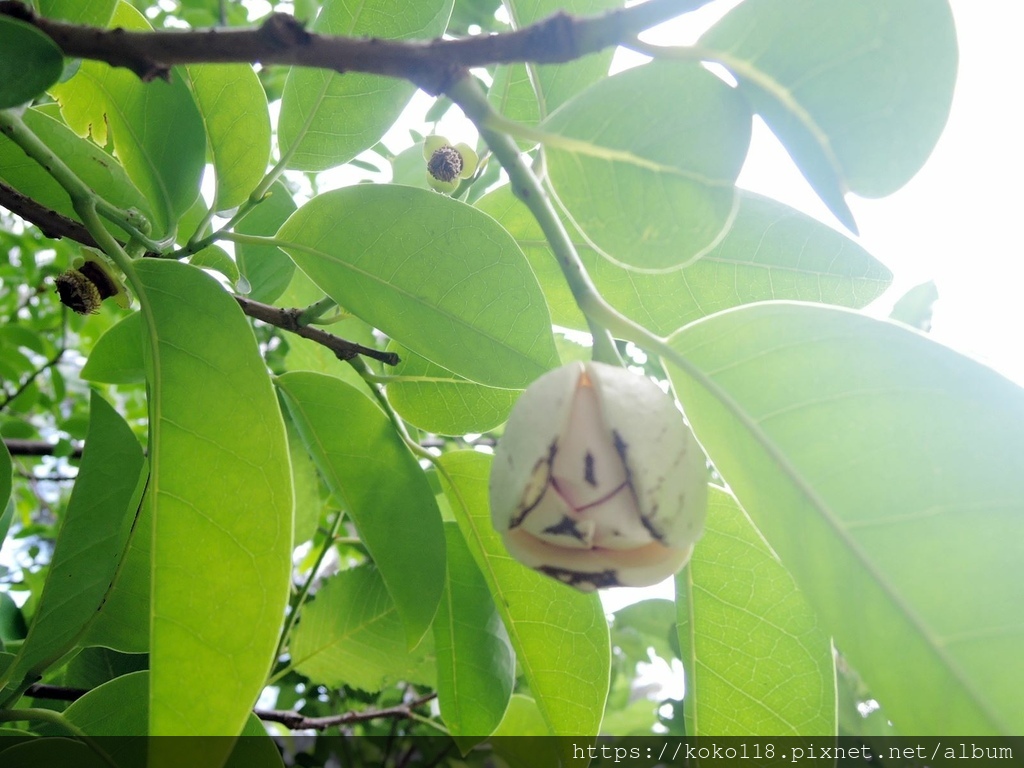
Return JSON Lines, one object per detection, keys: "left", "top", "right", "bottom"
{"left": 277, "top": 371, "right": 445, "bottom": 646}
{"left": 50, "top": 2, "right": 205, "bottom": 236}
{"left": 702, "top": 0, "right": 957, "bottom": 228}
{"left": 2, "top": 392, "right": 145, "bottom": 699}
{"left": 434, "top": 522, "right": 515, "bottom": 738}
{"left": 386, "top": 343, "right": 520, "bottom": 436}
{"left": 135, "top": 259, "right": 293, "bottom": 738}
{"left": 542, "top": 61, "right": 751, "bottom": 271}
{"left": 277, "top": 185, "right": 559, "bottom": 388}
{"left": 478, "top": 186, "right": 890, "bottom": 334}
{"left": 278, "top": 0, "right": 452, "bottom": 170}
{"left": 676, "top": 486, "right": 835, "bottom": 735}
{"left": 666, "top": 302, "right": 1024, "bottom": 735}
{"left": 186, "top": 63, "right": 271, "bottom": 211}
{"left": 438, "top": 450, "right": 609, "bottom": 737}
{"left": 0, "top": 17, "right": 64, "bottom": 109}
{"left": 289, "top": 565, "right": 435, "bottom": 691}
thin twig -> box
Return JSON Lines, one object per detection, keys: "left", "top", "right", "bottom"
{"left": 24, "top": 684, "right": 438, "bottom": 732}
{"left": 235, "top": 295, "right": 399, "bottom": 366}
{"left": 2, "top": 439, "right": 83, "bottom": 458}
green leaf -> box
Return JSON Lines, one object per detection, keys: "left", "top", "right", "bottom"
{"left": 665, "top": 302, "right": 1024, "bottom": 735}
{"left": 542, "top": 60, "right": 751, "bottom": 271}
{"left": 491, "top": 695, "right": 575, "bottom": 767}
{"left": 386, "top": 342, "right": 520, "bottom": 436}
{"left": 489, "top": 0, "right": 620, "bottom": 124}
{"left": 438, "top": 450, "right": 609, "bottom": 736}
{"left": 289, "top": 565, "right": 435, "bottom": 691}
{"left": 434, "top": 522, "right": 515, "bottom": 739}
{"left": 277, "top": 185, "right": 559, "bottom": 389}
{"left": 50, "top": 2, "right": 206, "bottom": 236}
{"left": 277, "top": 371, "right": 445, "bottom": 646}
{"left": 0, "top": 17, "right": 64, "bottom": 109}
{"left": 78, "top": 492, "right": 149, "bottom": 653}
{"left": 1, "top": 391, "right": 146, "bottom": 699}
{"left": 189, "top": 244, "right": 240, "bottom": 285}
{"left": 0, "top": 108, "right": 154, "bottom": 242}
{"left": 81, "top": 311, "right": 144, "bottom": 384}
{"left": 701, "top": 0, "right": 957, "bottom": 230}
{"left": 612, "top": 599, "right": 678, "bottom": 666}
{"left": 675, "top": 486, "right": 835, "bottom": 736}
{"left": 890, "top": 280, "right": 938, "bottom": 332}
{"left": 38, "top": 0, "right": 116, "bottom": 25}
{"left": 287, "top": 420, "right": 324, "bottom": 546}
{"left": 278, "top": 0, "right": 453, "bottom": 171}
{"left": 478, "top": 185, "right": 890, "bottom": 335}
{"left": 134, "top": 259, "right": 292, "bottom": 738}
{"left": 235, "top": 181, "right": 297, "bottom": 304}
{"left": 185, "top": 64, "right": 271, "bottom": 212}
{"left": 0, "top": 439, "right": 10, "bottom": 521}
{"left": 63, "top": 671, "right": 284, "bottom": 768}
{"left": 60, "top": 647, "right": 148, "bottom": 690}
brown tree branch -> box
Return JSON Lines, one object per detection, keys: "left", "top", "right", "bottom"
{"left": 3, "top": 439, "right": 83, "bottom": 458}
{"left": 0, "top": 0, "right": 712, "bottom": 94}
{"left": 24, "top": 684, "right": 437, "bottom": 732}
{"left": 234, "top": 295, "right": 399, "bottom": 367}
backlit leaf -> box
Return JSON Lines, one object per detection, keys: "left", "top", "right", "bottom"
{"left": 277, "top": 185, "right": 559, "bottom": 388}
{"left": 277, "top": 371, "right": 445, "bottom": 646}
{"left": 135, "top": 259, "right": 292, "bottom": 742}
{"left": 665, "top": 302, "right": 1024, "bottom": 735}
{"left": 438, "top": 450, "right": 609, "bottom": 737}
{"left": 701, "top": 0, "right": 957, "bottom": 229}
{"left": 676, "top": 486, "right": 835, "bottom": 735}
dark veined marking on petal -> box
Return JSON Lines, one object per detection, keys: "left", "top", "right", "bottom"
{"left": 509, "top": 439, "right": 558, "bottom": 529}
{"left": 583, "top": 450, "right": 597, "bottom": 487}
{"left": 611, "top": 429, "right": 665, "bottom": 542}
{"left": 542, "top": 515, "right": 588, "bottom": 543}
{"left": 537, "top": 565, "right": 620, "bottom": 590}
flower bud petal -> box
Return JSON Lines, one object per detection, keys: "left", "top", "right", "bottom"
{"left": 489, "top": 361, "right": 708, "bottom": 591}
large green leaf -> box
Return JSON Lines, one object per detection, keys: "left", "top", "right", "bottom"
{"left": 386, "top": 342, "right": 520, "bottom": 436}
{"left": 0, "top": 108, "right": 155, "bottom": 242}
{"left": 277, "top": 185, "right": 559, "bottom": 389}
{"left": 50, "top": 2, "right": 206, "bottom": 236}
{"left": 438, "top": 450, "right": 609, "bottom": 736}
{"left": 134, "top": 259, "right": 292, "bottom": 741}
{"left": 701, "top": 0, "right": 957, "bottom": 229}
{"left": 478, "top": 186, "right": 891, "bottom": 335}
{"left": 434, "top": 522, "right": 515, "bottom": 739}
{"left": 675, "top": 486, "right": 835, "bottom": 735}
{"left": 289, "top": 565, "right": 435, "bottom": 691}
{"left": 185, "top": 64, "right": 271, "bottom": 212}
{"left": 665, "top": 302, "right": 1024, "bottom": 735}
{"left": 542, "top": 60, "right": 751, "bottom": 271}
{"left": 278, "top": 0, "right": 453, "bottom": 171}
{"left": 488, "top": 0, "right": 620, "bottom": 124}
{"left": 0, "top": 17, "right": 64, "bottom": 109}
{"left": 277, "top": 371, "right": 445, "bottom": 646}
{"left": 0, "top": 392, "right": 146, "bottom": 703}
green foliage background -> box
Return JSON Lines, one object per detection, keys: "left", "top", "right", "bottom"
{"left": 0, "top": 0, "right": 1020, "bottom": 764}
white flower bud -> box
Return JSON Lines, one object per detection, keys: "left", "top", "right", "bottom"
{"left": 489, "top": 361, "right": 708, "bottom": 591}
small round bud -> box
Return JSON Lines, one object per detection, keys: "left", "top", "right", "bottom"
{"left": 427, "top": 145, "right": 463, "bottom": 183}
